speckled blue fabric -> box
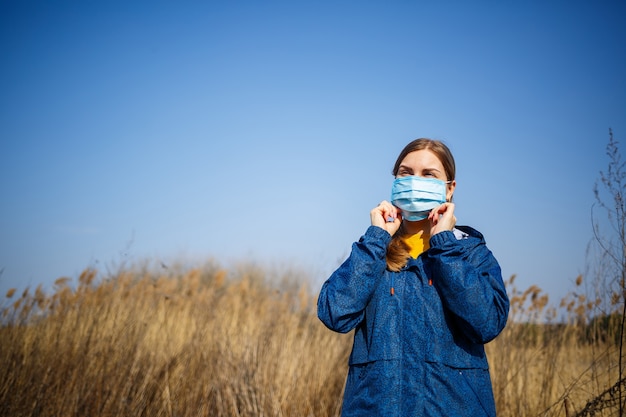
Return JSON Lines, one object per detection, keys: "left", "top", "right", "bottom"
{"left": 317, "top": 225, "right": 509, "bottom": 417}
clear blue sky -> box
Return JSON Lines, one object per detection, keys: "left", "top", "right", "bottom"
{"left": 1, "top": 1, "right": 625, "bottom": 307}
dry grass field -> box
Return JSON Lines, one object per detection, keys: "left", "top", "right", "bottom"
{"left": 1, "top": 263, "right": 624, "bottom": 417}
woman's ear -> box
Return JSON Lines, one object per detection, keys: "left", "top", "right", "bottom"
{"left": 446, "top": 180, "right": 456, "bottom": 202}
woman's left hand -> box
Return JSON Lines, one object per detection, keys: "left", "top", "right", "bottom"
{"left": 428, "top": 202, "right": 456, "bottom": 235}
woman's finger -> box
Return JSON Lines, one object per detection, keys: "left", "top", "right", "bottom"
{"left": 429, "top": 203, "right": 456, "bottom": 234}
{"left": 371, "top": 201, "right": 401, "bottom": 234}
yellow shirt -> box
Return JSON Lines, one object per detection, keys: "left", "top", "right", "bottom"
{"left": 404, "top": 231, "right": 430, "bottom": 259}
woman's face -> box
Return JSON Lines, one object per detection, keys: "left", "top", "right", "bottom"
{"left": 396, "top": 149, "right": 456, "bottom": 201}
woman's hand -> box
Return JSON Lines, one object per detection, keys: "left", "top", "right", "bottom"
{"left": 371, "top": 201, "right": 402, "bottom": 236}
{"left": 428, "top": 202, "right": 456, "bottom": 235}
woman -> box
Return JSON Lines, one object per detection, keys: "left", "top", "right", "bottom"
{"left": 317, "top": 138, "right": 509, "bottom": 416}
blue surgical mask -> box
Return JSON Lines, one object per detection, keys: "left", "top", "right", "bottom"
{"left": 390, "top": 176, "right": 448, "bottom": 221}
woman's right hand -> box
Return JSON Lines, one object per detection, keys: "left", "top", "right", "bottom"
{"left": 371, "top": 200, "right": 402, "bottom": 236}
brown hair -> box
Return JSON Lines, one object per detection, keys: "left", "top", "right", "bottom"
{"left": 386, "top": 138, "right": 456, "bottom": 271}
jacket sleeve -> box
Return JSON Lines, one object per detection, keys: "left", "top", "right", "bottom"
{"left": 317, "top": 226, "right": 391, "bottom": 333}
{"left": 427, "top": 230, "right": 509, "bottom": 344}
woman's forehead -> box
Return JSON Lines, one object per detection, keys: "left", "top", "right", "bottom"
{"left": 400, "top": 149, "right": 443, "bottom": 168}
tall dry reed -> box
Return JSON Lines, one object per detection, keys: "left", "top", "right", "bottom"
{"left": 0, "top": 263, "right": 350, "bottom": 417}
{"left": 488, "top": 274, "right": 622, "bottom": 417}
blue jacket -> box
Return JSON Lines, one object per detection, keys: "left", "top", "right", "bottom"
{"left": 317, "top": 225, "right": 509, "bottom": 416}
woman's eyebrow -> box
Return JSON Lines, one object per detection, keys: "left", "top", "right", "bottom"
{"left": 398, "top": 164, "right": 414, "bottom": 173}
